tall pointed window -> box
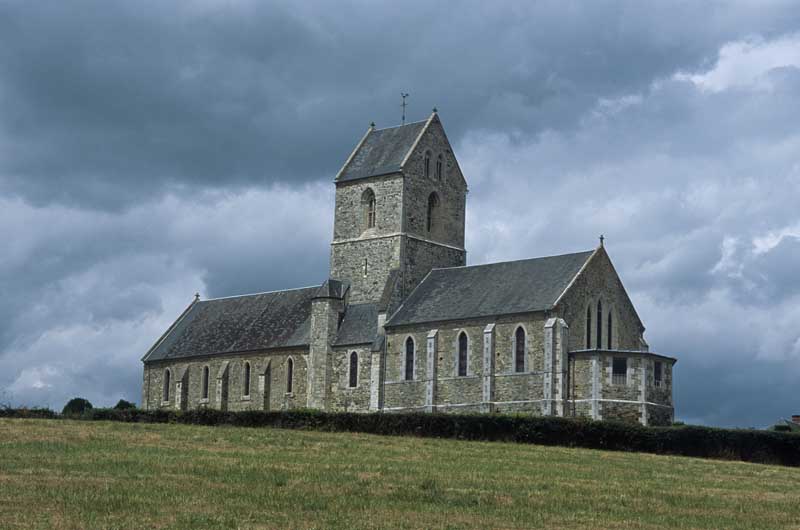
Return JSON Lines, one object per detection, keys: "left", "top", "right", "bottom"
{"left": 586, "top": 305, "right": 592, "bottom": 349}
{"left": 201, "top": 366, "right": 209, "bottom": 400}
{"left": 424, "top": 151, "right": 431, "bottom": 178}
{"left": 458, "top": 332, "right": 468, "bottom": 377}
{"left": 405, "top": 337, "right": 415, "bottom": 381}
{"left": 514, "top": 327, "right": 525, "bottom": 373}
{"left": 163, "top": 369, "right": 171, "bottom": 402}
{"left": 427, "top": 193, "right": 439, "bottom": 233}
{"left": 286, "top": 358, "right": 294, "bottom": 393}
{"left": 436, "top": 154, "right": 443, "bottom": 180}
{"left": 349, "top": 352, "right": 358, "bottom": 388}
{"left": 597, "top": 300, "right": 603, "bottom": 350}
{"left": 607, "top": 311, "right": 613, "bottom": 350}
{"left": 362, "top": 188, "right": 376, "bottom": 229}
{"left": 243, "top": 362, "right": 251, "bottom": 397}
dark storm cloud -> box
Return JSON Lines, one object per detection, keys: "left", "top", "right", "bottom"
{"left": 3, "top": 0, "right": 798, "bottom": 208}
{"left": 1, "top": 1, "right": 799, "bottom": 426}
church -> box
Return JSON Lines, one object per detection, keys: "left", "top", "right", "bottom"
{"left": 141, "top": 111, "right": 676, "bottom": 426}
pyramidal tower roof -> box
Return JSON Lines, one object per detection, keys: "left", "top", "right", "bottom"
{"left": 335, "top": 112, "right": 437, "bottom": 182}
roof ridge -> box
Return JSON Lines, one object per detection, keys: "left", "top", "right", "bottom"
{"left": 202, "top": 284, "right": 322, "bottom": 302}
{"left": 372, "top": 118, "right": 427, "bottom": 132}
{"left": 430, "top": 249, "right": 594, "bottom": 273}
{"left": 400, "top": 112, "right": 436, "bottom": 168}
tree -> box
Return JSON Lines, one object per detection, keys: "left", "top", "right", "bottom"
{"left": 62, "top": 397, "right": 93, "bottom": 416}
{"left": 113, "top": 399, "right": 136, "bottom": 410}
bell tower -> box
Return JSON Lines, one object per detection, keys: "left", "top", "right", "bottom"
{"left": 329, "top": 111, "right": 467, "bottom": 305}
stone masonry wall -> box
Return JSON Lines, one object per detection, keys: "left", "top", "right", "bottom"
{"left": 566, "top": 351, "right": 675, "bottom": 425}
{"left": 332, "top": 175, "right": 404, "bottom": 240}
{"left": 330, "top": 175, "right": 405, "bottom": 304}
{"left": 383, "top": 312, "right": 551, "bottom": 412}
{"left": 142, "top": 350, "right": 308, "bottom": 412}
{"left": 402, "top": 237, "right": 465, "bottom": 299}
{"left": 307, "top": 296, "right": 344, "bottom": 410}
{"left": 556, "top": 247, "right": 644, "bottom": 352}
{"left": 329, "top": 346, "right": 373, "bottom": 412}
{"left": 330, "top": 237, "right": 401, "bottom": 304}
{"left": 401, "top": 117, "right": 467, "bottom": 249}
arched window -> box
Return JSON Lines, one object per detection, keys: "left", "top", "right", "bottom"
{"left": 514, "top": 327, "right": 525, "bottom": 373}
{"left": 458, "top": 332, "right": 468, "bottom": 377}
{"left": 201, "top": 366, "right": 209, "bottom": 399}
{"left": 586, "top": 305, "right": 592, "bottom": 349}
{"left": 607, "top": 311, "right": 613, "bottom": 350}
{"left": 597, "top": 300, "right": 603, "bottom": 350}
{"left": 243, "top": 362, "right": 251, "bottom": 397}
{"left": 405, "top": 337, "right": 415, "bottom": 381}
{"left": 436, "top": 154, "right": 443, "bottom": 180}
{"left": 163, "top": 369, "right": 171, "bottom": 402}
{"left": 427, "top": 193, "right": 439, "bottom": 233}
{"left": 362, "top": 188, "right": 376, "bottom": 229}
{"left": 286, "top": 358, "right": 294, "bottom": 393}
{"left": 349, "top": 351, "right": 358, "bottom": 388}
{"left": 424, "top": 151, "right": 431, "bottom": 178}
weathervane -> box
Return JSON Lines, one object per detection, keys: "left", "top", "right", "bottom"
{"left": 401, "top": 93, "right": 409, "bottom": 125}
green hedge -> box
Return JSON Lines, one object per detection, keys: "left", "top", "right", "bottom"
{"left": 4, "top": 406, "right": 799, "bottom": 467}
{"left": 0, "top": 407, "right": 58, "bottom": 419}
{"left": 85, "top": 408, "right": 800, "bottom": 467}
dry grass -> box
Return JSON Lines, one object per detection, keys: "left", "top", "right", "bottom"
{"left": 1, "top": 419, "right": 799, "bottom": 529}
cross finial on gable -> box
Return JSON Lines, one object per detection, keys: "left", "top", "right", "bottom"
{"left": 599, "top": 234, "right": 605, "bottom": 247}
{"left": 194, "top": 292, "right": 200, "bottom": 302}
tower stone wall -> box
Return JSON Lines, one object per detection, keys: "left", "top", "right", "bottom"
{"left": 329, "top": 114, "right": 467, "bottom": 303}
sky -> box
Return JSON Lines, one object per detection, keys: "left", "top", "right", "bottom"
{"left": 1, "top": 0, "right": 799, "bottom": 427}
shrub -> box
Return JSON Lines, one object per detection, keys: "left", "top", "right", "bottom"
{"left": 62, "top": 397, "right": 93, "bottom": 417}
{"left": 71, "top": 409, "right": 800, "bottom": 467}
{"left": 0, "top": 407, "right": 57, "bottom": 419}
{"left": 113, "top": 399, "right": 136, "bottom": 410}
{"left": 9, "top": 405, "right": 800, "bottom": 467}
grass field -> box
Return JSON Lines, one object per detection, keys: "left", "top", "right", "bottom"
{"left": 1, "top": 419, "right": 799, "bottom": 529}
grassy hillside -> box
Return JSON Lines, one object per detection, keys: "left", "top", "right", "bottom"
{"left": 1, "top": 419, "right": 798, "bottom": 529}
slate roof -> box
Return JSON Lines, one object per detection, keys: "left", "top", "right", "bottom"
{"left": 334, "top": 303, "right": 379, "bottom": 346}
{"left": 385, "top": 250, "right": 595, "bottom": 327}
{"left": 143, "top": 286, "right": 319, "bottom": 362}
{"left": 336, "top": 120, "right": 427, "bottom": 182}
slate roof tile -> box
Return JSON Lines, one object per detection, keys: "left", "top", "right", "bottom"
{"left": 334, "top": 303, "right": 378, "bottom": 346}
{"left": 385, "top": 250, "right": 594, "bottom": 327}
{"left": 143, "top": 286, "right": 319, "bottom": 362}
{"left": 336, "top": 120, "right": 426, "bottom": 182}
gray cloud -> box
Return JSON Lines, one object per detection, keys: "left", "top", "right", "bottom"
{"left": 3, "top": 0, "right": 797, "bottom": 208}
{"left": 1, "top": 1, "right": 799, "bottom": 426}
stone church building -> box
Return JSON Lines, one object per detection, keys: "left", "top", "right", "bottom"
{"left": 141, "top": 111, "right": 676, "bottom": 425}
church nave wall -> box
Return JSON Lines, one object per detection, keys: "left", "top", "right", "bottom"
{"left": 142, "top": 350, "right": 309, "bottom": 412}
